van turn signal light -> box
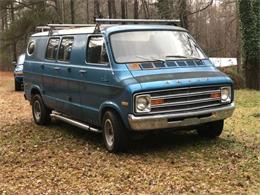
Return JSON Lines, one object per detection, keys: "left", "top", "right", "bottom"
{"left": 151, "top": 99, "right": 165, "bottom": 105}
{"left": 210, "top": 92, "right": 221, "bottom": 99}
{"left": 128, "top": 63, "right": 141, "bottom": 70}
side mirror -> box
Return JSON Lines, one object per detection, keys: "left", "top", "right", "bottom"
{"left": 12, "top": 61, "right": 17, "bottom": 66}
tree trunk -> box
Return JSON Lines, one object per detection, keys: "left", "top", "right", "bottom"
{"left": 111, "top": 0, "right": 117, "bottom": 18}
{"left": 70, "top": 0, "right": 75, "bottom": 24}
{"left": 239, "top": 0, "right": 260, "bottom": 89}
{"left": 62, "top": 0, "right": 66, "bottom": 23}
{"left": 94, "top": 0, "right": 102, "bottom": 19}
{"left": 108, "top": 0, "right": 112, "bottom": 18}
{"left": 10, "top": 1, "right": 16, "bottom": 62}
{"left": 121, "top": 0, "right": 126, "bottom": 19}
{"left": 141, "top": 0, "right": 150, "bottom": 19}
{"left": 53, "top": 0, "right": 62, "bottom": 23}
{"left": 235, "top": 0, "right": 242, "bottom": 74}
{"left": 86, "top": 0, "right": 89, "bottom": 23}
{"left": 134, "top": 0, "right": 139, "bottom": 19}
{"left": 179, "top": 0, "right": 189, "bottom": 29}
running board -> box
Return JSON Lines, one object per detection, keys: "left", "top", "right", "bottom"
{"left": 50, "top": 112, "right": 101, "bottom": 133}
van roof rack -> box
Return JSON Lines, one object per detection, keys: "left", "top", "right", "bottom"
{"left": 35, "top": 18, "right": 180, "bottom": 35}
{"left": 36, "top": 24, "right": 96, "bottom": 35}
{"left": 95, "top": 18, "right": 180, "bottom": 25}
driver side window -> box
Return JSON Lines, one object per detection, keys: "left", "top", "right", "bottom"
{"left": 86, "top": 36, "right": 108, "bottom": 65}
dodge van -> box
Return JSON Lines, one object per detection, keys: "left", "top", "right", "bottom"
{"left": 24, "top": 19, "right": 235, "bottom": 152}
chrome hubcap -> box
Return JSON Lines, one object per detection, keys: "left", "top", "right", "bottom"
{"left": 34, "top": 100, "right": 41, "bottom": 121}
{"left": 104, "top": 119, "right": 114, "bottom": 148}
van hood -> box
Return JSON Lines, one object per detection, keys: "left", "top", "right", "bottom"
{"left": 127, "top": 66, "right": 232, "bottom": 91}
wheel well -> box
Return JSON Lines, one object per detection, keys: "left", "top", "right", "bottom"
{"left": 101, "top": 107, "right": 121, "bottom": 123}
{"left": 31, "top": 88, "right": 41, "bottom": 98}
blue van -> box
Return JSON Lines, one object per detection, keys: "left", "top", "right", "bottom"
{"left": 24, "top": 19, "right": 235, "bottom": 152}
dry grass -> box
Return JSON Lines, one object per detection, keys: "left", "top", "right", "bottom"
{"left": 0, "top": 73, "right": 259, "bottom": 194}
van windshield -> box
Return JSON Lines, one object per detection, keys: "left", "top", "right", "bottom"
{"left": 110, "top": 30, "right": 207, "bottom": 63}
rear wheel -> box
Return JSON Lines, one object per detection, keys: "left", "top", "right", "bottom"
{"left": 32, "top": 94, "right": 51, "bottom": 125}
{"left": 197, "top": 120, "right": 224, "bottom": 138}
{"left": 102, "top": 110, "right": 128, "bottom": 152}
{"left": 15, "top": 80, "right": 21, "bottom": 91}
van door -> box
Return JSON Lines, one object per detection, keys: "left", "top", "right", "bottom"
{"left": 43, "top": 37, "right": 63, "bottom": 111}
{"left": 79, "top": 35, "right": 112, "bottom": 126}
{"left": 44, "top": 37, "right": 72, "bottom": 114}
{"left": 56, "top": 36, "right": 82, "bottom": 120}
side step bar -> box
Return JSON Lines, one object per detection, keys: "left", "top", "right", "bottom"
{"left": 50, "top": 112, "right": 101, "bottom": 133}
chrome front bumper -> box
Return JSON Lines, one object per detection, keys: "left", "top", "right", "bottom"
{"left": 128, "top": 103, "right": 235, "bottom": 131}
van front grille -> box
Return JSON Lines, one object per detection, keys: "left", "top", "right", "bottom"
{"left": 145, "top": 85, "right": 223, "bottom": 114}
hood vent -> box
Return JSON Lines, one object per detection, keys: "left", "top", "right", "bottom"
{"left": 139, "top": 60, "right": 209, "bottom": 70}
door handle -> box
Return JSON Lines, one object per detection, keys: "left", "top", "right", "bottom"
{"left": 79, "top": 70, "right": 87, "bottom": 74}
{"left": 54, "top": 67, "right": 61, "bottom": 71}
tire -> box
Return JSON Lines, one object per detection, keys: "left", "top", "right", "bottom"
{"left": 102, "top": 110, "right": 128, "bottom": 152}
{"left": 32, "top": 94, "right": 51, "bottom": 125}
{"left": 197, "top": 120, "right": 224, "bottom": 138}
{"left": 15, "top": 80, "right": 21, "bottom": 91}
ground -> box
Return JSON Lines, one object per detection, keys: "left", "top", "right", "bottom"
{"left": 0, "top": 72, "right": 259, "bottom": 194}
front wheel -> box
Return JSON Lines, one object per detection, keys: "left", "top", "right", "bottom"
{"left": 197, "top": 120, "right": 224, "bottom": 138}
{"left": 102, "top": 111, "right": 128, "bottom": 152}
{"left": 32, "top": 94, "right": 51, "bottom": 125}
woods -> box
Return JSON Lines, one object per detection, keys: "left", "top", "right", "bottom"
{"left": 0, "top": 0, "right": 259, "bottom": 89}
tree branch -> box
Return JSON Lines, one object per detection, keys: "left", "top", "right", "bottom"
{"left": 187, "top": 0, "right": 214, "bottom": 16}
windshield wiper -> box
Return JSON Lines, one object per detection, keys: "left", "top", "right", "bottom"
{"left": 135, "top": 55, "right": 165, "bottom": 63}
{"left": 165, "top": 55, "right": 200, "bottom": 60}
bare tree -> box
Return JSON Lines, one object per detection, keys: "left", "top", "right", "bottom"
{"left": 134, "top": 0, "right": 139, "bottom": 19}
{"left": 10, "top": 1, "right": 16, "bottom": 61}
{"left": 121, "top": 0, "right": 127, "bottom": 19}
{"left": 70, "top": 0, "right": 75, "bottom": 23}
{"left": 86, "top": 0, "right": 89, "bottom": 23}
{"left": 94, "top": 0, "right": 102, "bottom": 19}
{"left": 108, "top": 0, "right": 112, "bottom": 18}
{"left": 179, "top": 0, "right": 188, "bottom": 29}
{"left": 141, "top": 0, "right": 150, "bottom": 19}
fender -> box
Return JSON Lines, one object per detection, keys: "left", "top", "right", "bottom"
{"left": 99, "top": 101, "right": 129, "bottom": 129}
{"left": 28, "top": 84, "right": 43, "bottom": 101}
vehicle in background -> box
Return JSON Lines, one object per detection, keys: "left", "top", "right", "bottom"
{"left": 23, "top": 19, "right": 235, "bottom": 153}
{"left": 14, "top": 53, "right": 25, "bottom": 91}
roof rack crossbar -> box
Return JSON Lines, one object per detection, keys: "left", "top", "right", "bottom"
{"left": 36, "top": 24, "right": 97, "bottom": 35}
{"left": 95, "top": 18, "right": 180, "bottom": 25}
{"left": 47, "top": 24, "right": 96, "bottom": 28}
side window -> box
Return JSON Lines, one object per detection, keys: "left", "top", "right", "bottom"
{"left": 86, "top": 37, "right": 108, "bottom": 65}
{"left": 27, "top": 41, "right": 35, "bottom": 56}
{"left": 46, "top": 38, "right": 60, "bottom": 60}
{"left": 58, "top": 37, "right": 74, "bottom": 61}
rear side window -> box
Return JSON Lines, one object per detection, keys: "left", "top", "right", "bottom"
{"left": 86, "top": 37, "right": 108, "bottom": 65}
{"left": 46, "top": 38, "right": 60, "bottom": 60}
{"left": 27, "top": 41, "right": 35, "bottom": 55}
{"left": 58, "top": 37, "right": 74, "bottom": 61}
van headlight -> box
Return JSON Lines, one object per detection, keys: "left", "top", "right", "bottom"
{"left": 135, "top": 95, "right": 151, "bottom": 113}
{"left": 221, "top": 86, "right": 232, "bottom": 103}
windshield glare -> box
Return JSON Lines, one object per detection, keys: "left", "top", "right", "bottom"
{"left": 110, "top": 31, "right": 206, "bottom": 63}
